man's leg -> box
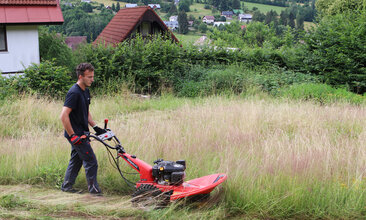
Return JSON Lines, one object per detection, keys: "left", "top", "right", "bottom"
{"left": 61, "top": 147, "right": 83, "bottom": 191}
{"left": 74, "top": 141, "right": 101, "bottom": 194}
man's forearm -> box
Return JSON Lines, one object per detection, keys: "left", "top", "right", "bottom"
{"left": 88, "top": 112, "right": 96, "bottom": 128}
{"left": 61, "top": 115, "right": 74, "bottom": 136}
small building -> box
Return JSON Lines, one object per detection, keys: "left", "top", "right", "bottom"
{"left": 221, "top": 11, "right": 234, "bottom": 19}
{"left": 94, "top": 6, "right": 178, "bottom": 46}
{"left": 169, "top": 16, "right": 178, "bottom": 22}
{"left": 213, "top": 22, "right": 231, "bottom": 27}
{"left": 0, "top": 0, "right": 64, "bottom": 74}
{"left": 125, "top": 4, "right": 138, "bottom": 8}
{"left": 65, "top": 36, "right": 87, "bottom": 51}
{"left": 164, "top": 21, "right": 179, "bottom": 30}
{"left": 148, "top": 4, "right": 161, "bottom": 10}
{"left": 174, "top": 0, "right": 180, "bottom": 6}
{"left": 238, "top": 14, "right": 252, "bottom": 23}
{"left": 202, "top": 16, "right": 215, "bottom": 24}
{"left": 81, "top": 0, "right": 91, "bottom": 3}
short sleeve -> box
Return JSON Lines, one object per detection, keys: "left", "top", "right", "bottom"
{"left": 64, "top": 92, "right": 79, "bottom": 110}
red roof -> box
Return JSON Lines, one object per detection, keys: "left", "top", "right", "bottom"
{"left": 0, "top": 0, "right": 63, "bottom": 24}
{"left": 65, "top": 36, "right": 87, "bottom": 51}
{"left": 94, "top": 6, "right": 178, "bottom": 46}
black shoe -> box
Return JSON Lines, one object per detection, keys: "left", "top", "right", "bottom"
{"left": 62, "top": 188, "right": 83, "bottom": 194}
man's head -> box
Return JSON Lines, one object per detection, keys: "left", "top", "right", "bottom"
{"left": 76, "top": 63, "right": 94, "bottom": 89}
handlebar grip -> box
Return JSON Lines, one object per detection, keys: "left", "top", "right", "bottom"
{"left": 104, "top": 119, "right": 108, "bottom": 129}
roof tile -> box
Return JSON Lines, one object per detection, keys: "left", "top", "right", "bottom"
{"left": 0, "top": 0, "right": 57, "bottom": 6}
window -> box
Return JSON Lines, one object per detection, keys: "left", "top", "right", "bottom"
{"left": 0, "top": 25, "right": 7, "bottom": 52}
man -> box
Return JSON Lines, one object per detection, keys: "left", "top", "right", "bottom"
{"left": 60, "top": 63, "right": 105, "bottom": 195}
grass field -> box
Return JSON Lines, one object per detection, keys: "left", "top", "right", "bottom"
{"left": 174, "top": 33, "right": 203, "bottom": 46}
{"left": 92, "top": 0, "right": 127, "bottom": 7}
{"left": 188, "top": 3, "right": 221, "bottom": 18}
{"left": 243, "top": 1, "right": 287, "bottom": 14}
{"left": 0, "top": 94, "right": 365, "bottom": 219}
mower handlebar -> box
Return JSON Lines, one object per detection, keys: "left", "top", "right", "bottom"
{"left": 87, "top": 130, "right": 122, "bottom": 151}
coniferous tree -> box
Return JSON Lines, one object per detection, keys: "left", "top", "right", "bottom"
{"left": 168, "top": 3, "right": 178, "bottom": 15}
{"left": 178, "top": 10, "right": 189, "bottom": 34}
{"left": 112, "top": 3, "right": 115, "bottom": 12}
{"left": 280, "top": 10, "right": 288, "bottom": 25}
{"left": 252, "top": 10, "right": 265, "bottom": 22}
{"left": 288, "top": 11, "right": 296, "bottom": 28}
{"left": 296, "top": 13, "right": 304, "bottom": 30}
{"left": 116, "top": 2, "right": 120, "bottom": 12}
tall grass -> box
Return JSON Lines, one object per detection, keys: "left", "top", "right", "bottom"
{"left": 0, "top": 95, "right": 365, "bottom": 218}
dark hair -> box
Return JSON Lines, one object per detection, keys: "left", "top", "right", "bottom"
{"left": 76, "top": 63, "right": 94, "bottom": 78}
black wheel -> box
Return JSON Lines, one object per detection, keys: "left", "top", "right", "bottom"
{"left": 131, "top": 184, "right": 171, "bottom": 209}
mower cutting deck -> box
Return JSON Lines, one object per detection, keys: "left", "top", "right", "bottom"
{"left": 89, "top": 119, "right": 227, "bottom": 207}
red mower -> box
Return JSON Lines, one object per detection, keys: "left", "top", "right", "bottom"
{"left": 88, "top": 119, "right": 227, "bottom": 208}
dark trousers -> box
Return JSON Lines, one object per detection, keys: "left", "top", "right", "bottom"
{"left": 61, "top": 139, "right": 101, "bottom": 193}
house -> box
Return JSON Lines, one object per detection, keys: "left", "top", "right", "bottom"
{"left": 125, "top": 4, "right": 138, "bottom": 8}
{"left": 94, "top": 6, "right": 178, "bottom": 46}
{"left": 221, "top": 11, "right": 234, "bottom": 19}
{"left": 169, "top": 16, "right": 178, "bottom": 22}
{"left": 213, "top": 22, "right": 231, "bottom": 27}
{"left": 238, "top": 14, "right": 252, "bottom": 23}
{"left": 0, "top": 0, "right": 64, "bottom": 74}
{"left": 164, "top": 21, "right": 179, "bottom": 31}
{"left": 202, "top": 16, "right": 215, "bottom": 24}
{"left": 65, "top": 36, "right": 87, "bottom": 51}
{"left": 148, "top": 4, "right": 161, "bottom": 10}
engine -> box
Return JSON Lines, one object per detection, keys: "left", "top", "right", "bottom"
{"left": 152, "top": 159, "right": 186, "bottom": 185}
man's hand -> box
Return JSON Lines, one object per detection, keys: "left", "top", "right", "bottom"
{"left": 93, "top": 126, "right": 106, "bottom": 135}
{"left": 70, "top": 134, "right": 86, "bottom": 145}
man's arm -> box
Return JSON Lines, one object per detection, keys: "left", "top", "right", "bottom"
{"left": 88, "top": 112, "right": 96, "bottom": 128}
{"left": 60, "top": 106, "right": 75, "bottom": 136}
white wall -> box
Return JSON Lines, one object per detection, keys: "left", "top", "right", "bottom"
{"left": 0, "top": 25, "right": 39, "bottom": 73}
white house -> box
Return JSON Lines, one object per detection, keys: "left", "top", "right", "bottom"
{"left": 238, "top": 14, "right": 253, "bottom": 23}
{"left": 169, "top": 16, "right": 178, "bottom": 22}
{"left": 202, "top": 16, "right": 215, "bottom": 24}
{"left": 0, "top": 0, "right": 63, "bottom": 74}
{"left": 125, "top": 4, "right": 138, "bottom": 8}
{"left": 213, "top": 22, "right": 231, "bottom": 27}
{"left": 164, "top": 21, "right": 179, "bottom": 31}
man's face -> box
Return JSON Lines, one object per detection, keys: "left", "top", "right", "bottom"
{"left": 80, "top": 70, "right": 94, "bottom": 87}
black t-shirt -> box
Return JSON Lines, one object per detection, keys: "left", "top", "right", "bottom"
{"left": 63, "top": 83, "right": 90, "bottom": 138}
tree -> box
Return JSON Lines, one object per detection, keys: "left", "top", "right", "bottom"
{"left": 288, "top": 11, "right": 296, "bottom": 28}
{"left": 304, "top": 10, "right": 366, "bottom": 93}
{"left": 178, "top": 10, "right": 189, "bottom": 34}
{"left": 280, "top": 10, "right": 288, "bottom": 25}
{"left": 168, "top": 3, "right": 178, "bottom": 15}
{"left": 198, "top": 23, "right": 208, "bottom": 33}
{"left": 232, "top": 0, "right": 241, "bottom": 9}
{"left": 315, "top": 0, "right": 363, "bottom": 16}
{"left": 265, "top": 10, "right": 278, "bottom": 25}
{"left": 179, "top": 1, "right": 190, "bottom": 12}
{"left": 252, "top": 10, "right": 265, "bottom": 22}
{"left": 112, "top": 3, "right": 115, "bottom": 12}
{"left": 116, "top": 2, "right": 120, "bottom": 12}
{"left": 296, "top": 13, "right": 304, "bottom": 30}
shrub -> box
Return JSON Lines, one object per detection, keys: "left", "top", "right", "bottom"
{"left": 22, "top": 61, "right": 73, "bottom": 98}
{"left": 303, "top": 11, "right": 366, "bottom": 93}
{"left": 280, "top": 83, "right": 365, "bottom": 105}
